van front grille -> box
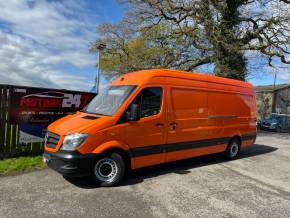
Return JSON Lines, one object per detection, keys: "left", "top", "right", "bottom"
{"left": 45, "top": 132, "right": 60, "bottom": 149}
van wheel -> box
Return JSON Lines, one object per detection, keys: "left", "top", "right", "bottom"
{"left": 93, "top": 153, "right": 125, "bottom": 187}
{"left": 225, "top": 138, "right": 240, "bottom": 160}
{"left": 276, "top": 127, "right": 281, "bottom": 133}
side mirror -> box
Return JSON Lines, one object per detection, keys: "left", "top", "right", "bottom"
{"left": 126, "top": 103, "right": 140, "bottom": 121}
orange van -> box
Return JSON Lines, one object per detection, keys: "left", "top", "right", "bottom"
{"left": 43, "top": 69, "right": 256, "bottom": 186}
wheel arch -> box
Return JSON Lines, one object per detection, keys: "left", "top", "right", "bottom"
{"left": 229, "top": 134, "right": 242, "bottom": 146}
{"left": 102, "top": 147, "right": 132, "bottom": 171}
{"left": 92, "top": 140, "right": 132, "bottom": 170}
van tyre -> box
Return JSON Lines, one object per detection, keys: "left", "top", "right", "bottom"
{"left": 276, "top": 127, "right": 281, "bottom": 133}
{"left": 92, "top": 153, "right": 125, "bottom": 187}
{"left": 225, "top": 138, "right": 241, "bottom": 160}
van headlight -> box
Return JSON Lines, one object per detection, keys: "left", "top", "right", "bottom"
{"left": 61, "top": 133, "right": 88, "bottom": 151}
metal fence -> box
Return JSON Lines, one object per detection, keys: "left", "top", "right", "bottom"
{"left": 0, "top": 85, "right": 44, "bottom": 159}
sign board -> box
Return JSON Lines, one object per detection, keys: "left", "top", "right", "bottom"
{"left": 19, "top": 124, "right": 47, "bottom": 143}
{"left": 9, "top": 86, "right": 96, "bottom": 124}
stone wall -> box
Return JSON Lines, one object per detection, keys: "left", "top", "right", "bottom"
{"left": 256, "top": 91, "right": 273, "bottom": 120}
{"left": 274, "top": 87, "right": 290, "bottom": 114}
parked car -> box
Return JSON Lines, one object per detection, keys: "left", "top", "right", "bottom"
{"left": 43, "top": 69, "right": 256, "bottom": 186}
{"left": 256, "top": 119, "right": 262, "bottom": 129}
{"left": 261, "top": 113, "right": 290, "bottom": 133}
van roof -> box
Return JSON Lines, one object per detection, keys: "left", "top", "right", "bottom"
{"left": 111, "top": 68, "right": 253, "bottom": 89}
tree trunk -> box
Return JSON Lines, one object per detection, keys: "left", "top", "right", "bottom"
{"left": 212, "top": 0, "right": 247, "bottom": 81}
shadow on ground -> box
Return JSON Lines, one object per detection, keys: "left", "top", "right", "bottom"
{"left": 64, "top": 143, "right": 278, "bottom": 189}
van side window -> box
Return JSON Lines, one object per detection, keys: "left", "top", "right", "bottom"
{"left": 140, "top": 87, "right": 162, "bottom": 117}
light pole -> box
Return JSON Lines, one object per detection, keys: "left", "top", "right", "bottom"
{"left": 272, "top": 68, "right": 277, "bottom": 113}
{"left": 96, "top": 43, "right": 106, "bottom": 94}
{"left": 273, "top": 70, "right": 277, "bottom": 90}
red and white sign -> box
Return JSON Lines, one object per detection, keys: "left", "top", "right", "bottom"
{"left": 10, "top": 87, "right": 96, "bottom": 124}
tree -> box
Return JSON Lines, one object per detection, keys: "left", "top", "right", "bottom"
{"left": 92, "top": 0, "right": 290, "bottom": 81}
{"left": 257, "top": 93, "right": 271, "bottom": 120}
{"left": 90, "top": 20, "right": 175, "bottom": 79}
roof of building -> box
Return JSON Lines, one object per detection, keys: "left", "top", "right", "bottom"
{"left": 255, "top": 84, "right": 290, "bottom": 92}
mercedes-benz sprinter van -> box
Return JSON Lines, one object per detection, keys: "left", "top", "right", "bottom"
{"left": 43, "top": 69, "right": 256, "bottom": 186}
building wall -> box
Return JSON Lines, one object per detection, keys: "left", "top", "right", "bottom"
{"left": 274, "top": 87, "right": 290, "bottom": 114}
{"left": 256, "top": 91, "right": 273, "bottom": 120}
{"left": 256, "top": 85, "right": 290, "bottom": 120}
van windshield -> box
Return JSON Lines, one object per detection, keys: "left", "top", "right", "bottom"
{"left": 83, "top": 85, "right": 136, "bottom": 116}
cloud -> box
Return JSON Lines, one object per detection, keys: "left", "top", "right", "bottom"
{"left": 0, "top": 0, "right": 98, "bottom": 90}
{"left": 0, "top": 32, "right": 91, "bottom": 90}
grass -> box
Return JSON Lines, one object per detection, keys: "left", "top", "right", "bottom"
{"left": 0, "top": 156, "right": 46, "bottom": 176}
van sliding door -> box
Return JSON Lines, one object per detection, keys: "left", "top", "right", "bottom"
{"left": 165, "top": 86, "right": 210, "bottom": 162}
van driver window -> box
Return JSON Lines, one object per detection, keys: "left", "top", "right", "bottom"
{"left": 130, "top": 87, "right": 162, "bottom": 118}
{"left": 140, "top": 87, "right": 162, "bottom": 117}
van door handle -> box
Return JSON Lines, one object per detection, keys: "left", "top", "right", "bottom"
{"left": 155, "top": 123, "right": 164, "bottom": 127}
{"left": 169, "top": 121, "right": 177, "bottom": 129}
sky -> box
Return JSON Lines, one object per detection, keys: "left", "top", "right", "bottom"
{"left": 0, "top": 0, "right": 124, "bottom": 91}
{"left": 0, "top": 0, "right": 289, "bottom": 91}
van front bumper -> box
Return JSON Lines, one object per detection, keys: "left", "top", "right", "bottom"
{"left": 43, "top": 150, "right": 96, "bottom": 177}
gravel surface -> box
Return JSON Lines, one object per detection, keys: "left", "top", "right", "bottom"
{"left": 0, "top": 131, "right": 290, "bottom": 218}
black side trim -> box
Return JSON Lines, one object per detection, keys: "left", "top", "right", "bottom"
{"left": 130, "top": 136, "right": 230, "bottom": 158}
{"left": 130, "top": 132, "right": 256, "bottom": 158}
{"left": 242, "top": 132, "right": 257, "bottom": 141}
{"left": 163, "top": 137, "right": 230, "bottom": 153}
{"left": 130, "top": 145, "right": 164, "bottom": 157}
